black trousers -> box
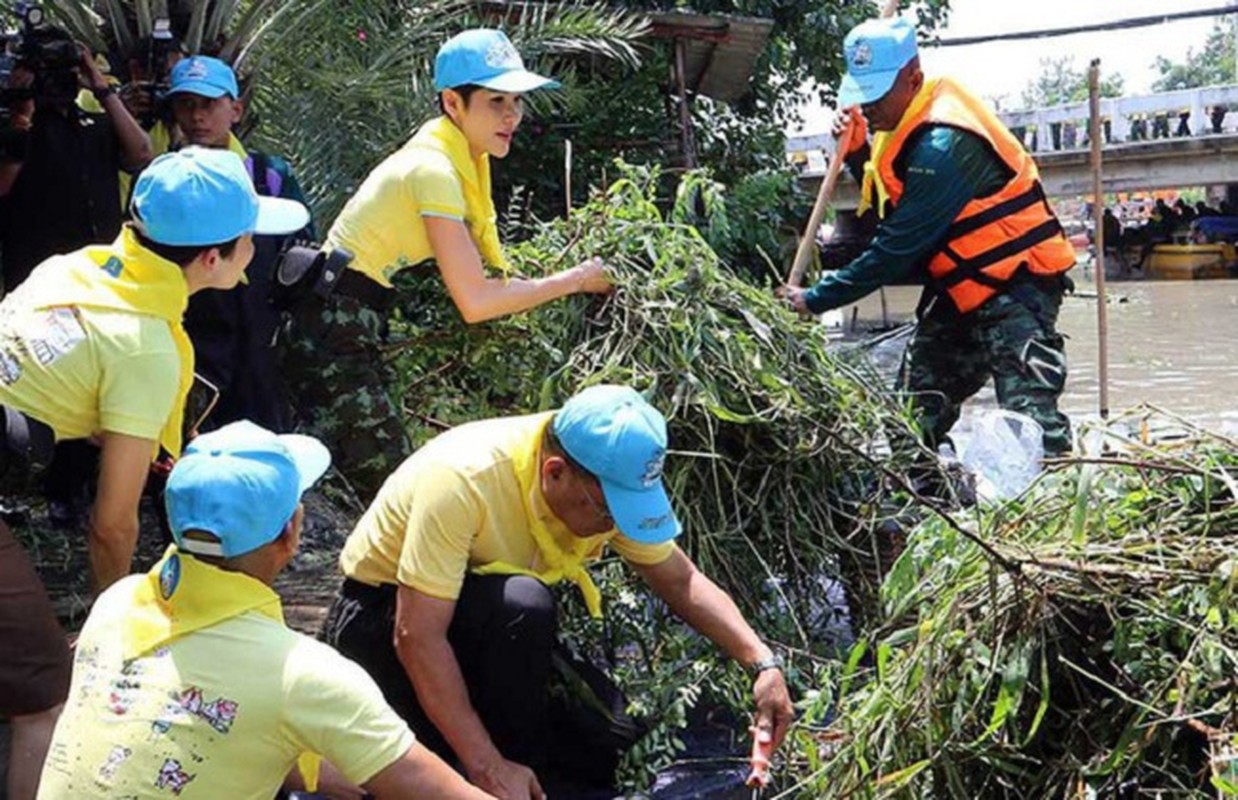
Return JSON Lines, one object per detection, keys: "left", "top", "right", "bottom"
{"left": 321, "top": 574, "right": 558, "bottom": 767}
{"left": 320, "top": 574, "right": 636, "bottom": 788}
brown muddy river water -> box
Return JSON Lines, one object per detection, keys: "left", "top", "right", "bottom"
{"left": 841, "top": 273, "right": 1238, "bottom": 439}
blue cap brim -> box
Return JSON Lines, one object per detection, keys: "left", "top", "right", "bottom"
{"left": 475, "top": 70, "right": 560, "bottom": 93}
{"left": 168, "top": 82, "right": 235, "bottom": 99}
{"left": 838, "top": 68, "right": 900, "bottom": 108}
{"left": 253, "top": 196, "right": 310, "bottom": 237}
{"left": 602, "top": 479, "right": 680, "bottom": 544}
{"left": 276, "top": 433, "right": 331, "bottom": 494}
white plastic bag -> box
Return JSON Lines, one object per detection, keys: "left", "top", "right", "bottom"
{"left": 960, "top": 410, "right": 1045, "bottom": 501}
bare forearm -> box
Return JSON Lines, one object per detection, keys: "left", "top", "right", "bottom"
{"left": 665, "top": 572, "right": 771, "bottom": 666}
{"left": 100, "top": 93, "right": 152, "bottom": 171}
{"left": 367, "top": 743, "right": 495, "bottom": 800}
{"left": 397, "top": 636, "right": 501, "bottom": 770}
{"left": 88, "top": 513, "right": 138, "bottom": 593}
{"left": 452, "top": 268, "right": 583, "bottom": 323}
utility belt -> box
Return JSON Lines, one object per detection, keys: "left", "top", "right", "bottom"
{"left": 0, "top": 404, "right": 55, "bottom": 472}
{"left": 272, "top": 244, "right": 398, "bottom": 313}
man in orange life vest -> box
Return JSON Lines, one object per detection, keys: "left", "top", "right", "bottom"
{"left": 782, "top": 17, "right": 1075, "bottom": 456}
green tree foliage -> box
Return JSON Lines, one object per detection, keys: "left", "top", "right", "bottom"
{"left": 1152, "top": 21, "right": 1237, "bottom": 91}
{"left": 1019, "top": 55, "right": 1125, "bottom": 109}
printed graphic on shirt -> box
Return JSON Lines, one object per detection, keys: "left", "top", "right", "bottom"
{"left": 98, "top": 745, "right": 132, "bottom": 782}
{"left": 154, "top": 757, "right": 196, "bottom": 795}
{"left": 0, "top": 306, "right": 87, "bottom": 386}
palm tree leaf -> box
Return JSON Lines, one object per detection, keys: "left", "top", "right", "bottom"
{"left": 205, "top": 0, "right": 242, "bottom": 48}
{"left": 43, "top": 1, "right": 107, "bottom": 50}
{"left": 184, "top": 0, "right": 209, "bottom": 53}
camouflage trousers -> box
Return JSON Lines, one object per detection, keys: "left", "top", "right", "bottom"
{"left": 898, "top": 277, "right": 1073, "bottom": 457}
{"left": 280, "top": 288, "right": 410, "bottom": 503}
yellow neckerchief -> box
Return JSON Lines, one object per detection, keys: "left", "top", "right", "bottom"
{"left": 408, "top": 116, "right": 510, "bottom": 275}
{"left": 858, "top": 78, "right": 940, "bottom": 220}
{"left": 122, "top": 545, "right": 283, "bottom": 659}
{"left": 15, "top": 227, "right": 193, "bottom": 457}
{"left": 122, "top": 546, "right": 325, "bottom": 793}
{"left": 471, "top": 414, "right": 609, "bottom": 617}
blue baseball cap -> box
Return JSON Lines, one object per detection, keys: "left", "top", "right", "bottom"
{"left": 553, "top": 385, "right": 681, "bottom": 545}
{"left": 434, "top": 29, "right": 560, "bottom": 93}
{"left": 165, "top": 421, "right": 331, "bottom": 558}
{"left": 131, "top": 148, "right": 309, "bottom": 246}
{"left": 837, "top": 17, "right": 919, "bottom": 108}
{"left": 168, "top": 55, "right": 239, "bottom": 99}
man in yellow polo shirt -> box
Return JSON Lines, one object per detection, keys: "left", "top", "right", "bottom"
{"left": 0, "top": 148, "right": 307, "bottom": 799}
{"left": 322, "top": 385, "right": 794, "bottom": 800}
{"left": 38, "top": 421, "right": 491, "bottom": 799}
{"left": 281, "top": 29, "right": 611, "bottom": 501}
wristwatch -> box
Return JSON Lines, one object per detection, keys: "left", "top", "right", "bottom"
{"left": 91, "top": 85, "right": 116, "bottom": 102}
{"left": 748, "top": 654, "right": 783, "bottom": 676}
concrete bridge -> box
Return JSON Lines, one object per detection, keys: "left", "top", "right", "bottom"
{"left": 793, "top": 84, "right": 1238, "bottom": 206}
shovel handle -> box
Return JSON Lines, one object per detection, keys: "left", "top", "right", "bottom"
{"left": 786, "top": 0, "right": 902, "bottom": 288}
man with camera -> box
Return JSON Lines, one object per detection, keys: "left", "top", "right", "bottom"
{"left": 0, "top": 10, "right": 152, "bottom": 290}
{"left": 1, "top": 10, "right": 153, "bottom": 530}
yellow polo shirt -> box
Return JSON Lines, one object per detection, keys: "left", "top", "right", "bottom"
{"left": 0, "top": 241, "right": 185, "bottom": 443}
{"left": 340, "top": 413, "right": 676, "bottom": 599}
{"left": 38, "top": 562, "right": 415, "bottom": 799}
{"left": 326, "top": 116, "right": 505, "bottom": 287}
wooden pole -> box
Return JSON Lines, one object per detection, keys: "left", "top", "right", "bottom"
{"left": 1089, "top": 59, "right": 1111, "bottom": 419}
{"left": 785, "top": 0, "right": 900, "bottom": 287}
{"left": 786, "top": 129, "right": 850, "bottom": 286}
{"left": 674, "top": 38, "right": 696, "bottom": 169}
{"left": 564, "top": 138, "right": 573, "bottom": 216}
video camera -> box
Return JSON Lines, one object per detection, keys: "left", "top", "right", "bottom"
{"left": 131, "top": 17, "right": 177, "bottom": 128}
{"left": 0, "top": 2, "right": 80, "bottom": 109}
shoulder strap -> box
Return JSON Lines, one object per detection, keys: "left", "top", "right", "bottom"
{"left": 250, "top": 151, "right": 271, "bottom": 196}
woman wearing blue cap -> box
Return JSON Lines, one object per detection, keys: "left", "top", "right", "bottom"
{"left": 282, "top": 29, "right": 611, "bottom": 501}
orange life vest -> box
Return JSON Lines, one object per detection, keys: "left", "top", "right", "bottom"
{"left": 873, "top": 78, "right": 1076, "bottom": 313}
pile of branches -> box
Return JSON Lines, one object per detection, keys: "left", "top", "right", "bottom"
{"left": 792, "top": 408, "right": 1238, "bottom": 798}
{"left": 386, "top": 162, "right": 929, "bottom": 638}
{"left": 383, "top": 162, "right": 937, "bottom": 787}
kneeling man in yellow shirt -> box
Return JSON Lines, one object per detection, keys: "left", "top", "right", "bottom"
{"left": 38, "top": 421, "right": 492, "bottom": 800}
{"left": 0, "top": 147, "right": 307, "bottom": 799}
{"left": 323, "top": 385, "right": 795, "bottom": 800}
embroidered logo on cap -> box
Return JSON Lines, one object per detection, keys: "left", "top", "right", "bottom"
{"left": 184, "top": 59, "right": 210, "bottom": 80}
{"left": 485, "top": 38, "right": 522, "bottom": 70}
{"left": 851, "top": 41, "right": 873, "bottom": 69}
{"left": 640, "top": 449, "right": 666, "bottom": 489}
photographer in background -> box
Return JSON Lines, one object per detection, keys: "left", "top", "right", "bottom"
{"left": 0, "top": 15, "right": 152, "bottom": 288}
{"left": 0, "top": 11, "right": 152, "bottom": 530}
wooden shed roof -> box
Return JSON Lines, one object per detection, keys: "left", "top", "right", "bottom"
{"left": 647, "top": 11, "right": 774, "bottom": 103}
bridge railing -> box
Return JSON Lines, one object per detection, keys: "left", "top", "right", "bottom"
{"left": 998, "top": 85, "right": 1238, "bottom": 153}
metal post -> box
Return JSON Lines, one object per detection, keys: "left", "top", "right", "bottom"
{"left": 1089, "top": 59, "right": 1110, "bottom": 420}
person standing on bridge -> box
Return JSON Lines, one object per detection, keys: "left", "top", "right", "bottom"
{"left": 781, "top": 16, "right": 1076, "bottom": 457}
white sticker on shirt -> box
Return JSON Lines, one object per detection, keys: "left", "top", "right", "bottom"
{"left": 29, "top": 307, "right": 87, "bottom": 365}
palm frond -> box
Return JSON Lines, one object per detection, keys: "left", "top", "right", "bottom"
{"left": 43, "top": 1, "right": 107, "bottom": 51}
{"left": 183, "top": 0, "right": 208, "bottom": 53}
{"left": 205, "top": 0, "right": 241, "bottom": 47}
{"left": 98, "top": 0, "right": 134, "bottom": 53}
{"left": 133, "top": 0, "right": 152, "bottom": 38}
